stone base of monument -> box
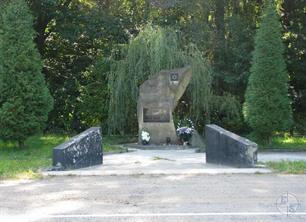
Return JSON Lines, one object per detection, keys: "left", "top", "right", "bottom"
{"left": 205, "top": 124, "right": 258, "bottom": 167}
{"left": 52, "top": 127, "right": 103, "bottom": 170}
{"left": 124, "top": 143, "right": 194, "bottom": 150}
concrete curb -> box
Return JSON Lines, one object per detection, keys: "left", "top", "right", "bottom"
{"left": 41, "top": 168, "right": 272, "bottom": 177}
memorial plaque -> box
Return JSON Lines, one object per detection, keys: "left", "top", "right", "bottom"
{"left": 170, "top": 72, "right": 179, "bottom": 81}
{"left": 143, "top": 107, "right": 170, "bottom": 122}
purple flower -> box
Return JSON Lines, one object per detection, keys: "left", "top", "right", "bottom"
{"left": 176, "top": 127, "right": 194, "bottom": 135}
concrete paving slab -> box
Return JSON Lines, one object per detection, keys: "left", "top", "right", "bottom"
{"left": 42, "top": 149, "right": 281, "bottom": 176}
{"left": 42, "top": 149, "right": 306, "bottom": 177}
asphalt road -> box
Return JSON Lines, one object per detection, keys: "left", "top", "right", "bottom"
{"left": 1, "top": 174, "right": 306, "bottom": 222}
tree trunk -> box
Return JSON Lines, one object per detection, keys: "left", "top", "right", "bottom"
{"left": 18, "top": 140, "right": 26, "bottom": 149}
{"left": 214, "top": 0, "right": 226, "bottom": 94}
{"left": 215, "top": 0, "right": 226, "bottom": 65}
{"left": 144, "top": 0, "right": 150, "bottom": 23}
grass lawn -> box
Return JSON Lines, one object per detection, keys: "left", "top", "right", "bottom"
{"left": 266, "top": 161, "right": 306, "bottom": 174}
{"left": 0, "top": 134, "right": 134, "bottom": 180}
{"left": 260, "top": 136, "right": 306, "bottom": 151}
{"left": 0, "top": 135, "right": 68, "bottom": 180}
{"left": 103, "top": 135, "right": 136, "bottom": 153}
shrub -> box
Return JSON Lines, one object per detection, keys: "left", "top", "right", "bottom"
{"left": 0, "top": 0, "right": 53, "bottom": 148}
{"left": 243, "top": 1, "right": 293, "bottom": 142}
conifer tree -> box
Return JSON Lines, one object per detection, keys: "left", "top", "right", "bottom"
{"left": 0, "top": 0, "right": 53, "bottom": 148}
{"left": 243, "top": 0, "right": 292, "bottom": 141}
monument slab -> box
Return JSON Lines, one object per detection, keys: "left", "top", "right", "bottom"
{"left": 52, "top": 127, "right": 103, "bottom": 170}
{"left": 205, "top": 124, "right": 258, "bottom": 167}
{"left": 137, "top": 66, "right": 192, "bottom": 144}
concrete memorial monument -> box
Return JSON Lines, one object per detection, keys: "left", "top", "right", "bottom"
{"left": 137, "top": 66, "right": 192, "bottom": 144}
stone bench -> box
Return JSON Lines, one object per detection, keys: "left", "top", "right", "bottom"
{"left": 205, "top": 124, "right": 257, "bottom": 167}
{"left": 52, "top": 127, "right": 103, "bottom": 170}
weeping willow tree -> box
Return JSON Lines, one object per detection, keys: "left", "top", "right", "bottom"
{"left": 108, "top": 26, "right": 237, "bottom": 134}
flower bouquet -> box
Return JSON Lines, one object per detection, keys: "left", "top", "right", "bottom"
{"left": 176, "top": 127, "right": 194, "bottom": 145}
{"left": 141, "top": 130, "right": 150, "bottom": 145}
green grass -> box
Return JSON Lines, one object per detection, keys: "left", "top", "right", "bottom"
{"left": 103, "top": 135, "right": 136, "bottom": 153}
{"left": 103, "top": 135, "right": 136, "bottom": 145}
{"left": 261, "top": 136, "right": 306, "bottom": 151}
{"left": 266, "top": 161, "right": 306, "bottom": 174}
{"left": 0, "top": 134, "right": 135, "bottom": 180}
{"left": 103, "top": 144, "right": 128, "bottom": 154}
{"left": 0, "top": 135, "right": 69, "bottom": 180}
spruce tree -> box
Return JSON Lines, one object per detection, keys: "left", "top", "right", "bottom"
{"left": 0, "top": 0, "right": 53, "bottom": 148}
{"left": 243, "top": 0, "right": 292, "bottom": 141}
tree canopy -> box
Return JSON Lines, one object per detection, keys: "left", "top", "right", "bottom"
{"left": 0, "top": 0, "right": 304, "bottom": 141}
{"left": 107, "top": 26, "right": 214, "bottom": 134}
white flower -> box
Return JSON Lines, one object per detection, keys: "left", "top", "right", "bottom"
{"left": 141, "top": 131, "right": 150, "bottom": 142}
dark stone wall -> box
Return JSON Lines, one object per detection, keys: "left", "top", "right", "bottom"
{"left": 205, "top": 124, "right": 257, "bottom": 167}
{"left": 52, "top": 127, "right": 103, "bottom": 170}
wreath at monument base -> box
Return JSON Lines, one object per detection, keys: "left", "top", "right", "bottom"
{"left": 176, "top": 127, "right": 194, "bottom": 145}
{"left": 176, "top": 118, "right": 195, "bottom": 145}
